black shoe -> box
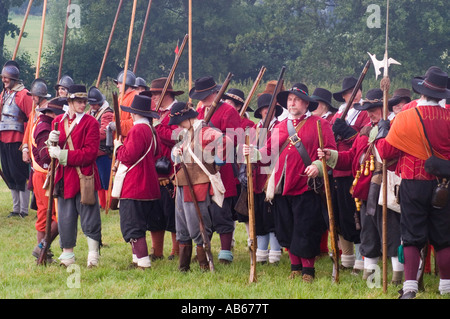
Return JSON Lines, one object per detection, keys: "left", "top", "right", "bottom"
{"left": 7, "top": 212, "right": 20, "bottom": 218}
{"left": 398, "top": 289, "right": 417, "bottom": 299}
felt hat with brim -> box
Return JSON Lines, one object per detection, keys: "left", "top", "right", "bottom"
{"left": 168, "top": 102, "right": 198, "bottom": 126}
{"left": 333, "top": 76, "right": 361, "bottom": 102}
{"left": 36, "top": 97, "right": 67, "bottom": 115}
{"left": 120, "top": 95, "right": 160, "bottom": 119}
{"left": 223, "top": 88, "right": 252, "bottom": 111}
{"left": 189, "top": 76, "right": 222, "bottom": 100}
{"left": 254, "top": 93, "right": 283, "bottom": 119}
{"left": 388, "top": 88, "right": 411, "bottom": 111}
{"left": 311, "top": 87, "right": 336, "bottom": 110}
{"left": 277, "top": 82, "right": 318, "bottom": 112}
{"left": 354, "top": 88, "right": 397, "bottom": 111}
{"left": 141, "top": 77, "right": 184, "bottom": 96}
{"left": 67, "top": 84, "right": 88, "bottom": 100}
{"left": 411, "top": 68, "right": 450, "bottom": 100}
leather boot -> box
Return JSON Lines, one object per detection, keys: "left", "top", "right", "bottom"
{"left": 178, "top": 243, "right": 192, "bottom": 272}
{"left": 196, "top": 245, "right": 209, "bottom": 271}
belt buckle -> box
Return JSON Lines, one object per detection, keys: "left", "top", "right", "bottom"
{"left": 289, "top": 134, "right": 301, "bottom": 146}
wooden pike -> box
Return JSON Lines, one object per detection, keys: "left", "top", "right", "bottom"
{"left": 12, "top": 0, "right": 34, "bottom": 60}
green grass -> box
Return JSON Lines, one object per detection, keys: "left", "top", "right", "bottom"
{"left": 0, "top": 180, "right": 447, "bottom": 301}
{"left": 4, "top": 14, "right": 49, "bottom": 64}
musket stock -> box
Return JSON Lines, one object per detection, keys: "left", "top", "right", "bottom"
{"left": 37, "top": 121, "right": 59, "bottom": 266}
{"left": 245, "top": 134, "right": 257, "bottom": 283}
{"left": 317, "top": 120, "right": 339, "bottom": 283}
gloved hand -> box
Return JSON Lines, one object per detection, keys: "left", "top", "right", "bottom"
{"left": 375, "top": 119, "right": 390, "bottom": 140}
{"left": 47, "top": 130, "right": 60, "bottom": 144}
{"left": 332, "top": 118, "right": 358, "bottom": 140}
{"left": 48, "top": 145, "right": 68, "bottom": 165}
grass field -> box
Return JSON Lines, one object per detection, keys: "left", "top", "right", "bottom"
{"left": 4, "top": 14, "right": 48, "bottom": 64}
{"left": 0, "top": 178, "right": 447, "bottom": 302}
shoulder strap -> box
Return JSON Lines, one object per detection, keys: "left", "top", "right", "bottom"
{"left": 287, "top": 119, "right": 312, "bottom": 166}
{"left": 414, "top": 108, "right": 435, "bottom": 156}
{"left": 122, "top": 123, "right": 154, "bottom": 172}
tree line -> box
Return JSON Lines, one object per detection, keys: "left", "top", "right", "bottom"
{"left": 1, "top": 0, "right": 449, "bottom": 95}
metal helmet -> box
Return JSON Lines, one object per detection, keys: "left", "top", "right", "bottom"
{"left": 54, "top": 75, "right": 74, "bottom": 90}
{"left": 114, "top": 70, "right": 137, "bottom": 87}
{"left": 27, "top": 78, "right": 51, "bottom": 98}
{"left": 135, "top": 77, "right": 149, "bottom": 89}
{"left": 88, "top": 86, "right": 105, "bottom": 105}
{"left": 1, "top": 65, "right": 20, "bottom": 81}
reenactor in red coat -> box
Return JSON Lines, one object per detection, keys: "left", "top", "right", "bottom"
{"left": 190, "top": 76, "right": 241, "bottom": 264}
{"left": 245, "top": 83, "right": 336, "bottom": 282}
{"left": 330, "top": 76, "right": 370, "bottom": 273}
{"left": 319, "top": 89, "right": 403, "bottom": 284}
{"left": 114, "top": 94, "right": 162, "bottom": 270}
{"left": 376, "top": 68, "right": 450, "bottom": 298}
{"left": 48, "top": 84, "right": 102, "bottom": 268}
{"left": 140, "top": 77, "right": 184, "bottom": 261}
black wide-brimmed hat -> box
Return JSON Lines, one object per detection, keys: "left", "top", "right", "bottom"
{"left": 67, "top": 84, "right": 88, "bottom": 100}
{"left": 168, "top": 102, "right": 199, "bottom": 126}
{"left": 311, "top": 87, "right": 336, "bottom": 110}
{"left": 276, "top": 83, "right": 318, "bottom": 111}
{"left": 120, "top": 95, "right": 160, "bottom": 119}
{"left": 36, "top": 97, "right": 67, "bottom": 115}
{"left": 333, "top": 76, "right": 361, "bottom": 102}
{"left": 411, "top": 68, "right": 450, "bottom": 100}
{"left": 354, "top": 88, "right": 397, "bottom": 111}
{"left": 254, "top": 93, "right": 283, "bottom": 119}
{"left": 189, "top": 76, "right": 221, "bottom": 100}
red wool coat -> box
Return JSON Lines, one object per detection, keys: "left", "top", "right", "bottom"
{"left": 154, "top": 107, "right": 180, "bottom": 178}
{"left": 330, "top": 109, "right": 370, "bottom": 177}
{"left": 197, "top": 102, "right": 241, "bottom": 198}
{"left": 117, "top": 122, "right": 161, "bottom": 200}
{"left": 259, "top": 115, "right": 336, "bottom": 196}
{"left": 53, "top": 113, "right": 102, "bottom": 199}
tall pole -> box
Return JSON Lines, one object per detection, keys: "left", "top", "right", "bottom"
{"left": 57, "top": 0, "right": 72, "bottom": 83}
{"left": 12, "top": 0, "right": 34, "bottom": 60}
{"left": 133, "top": 0, "right": 153, "bottom": 73}
{"left": 381, "top": 0, "right": 390, "bottom": 294}
{"left": 35, "top": 0, "right": 48, "bottom": 78}
{"left": 96, "top": 0, "right": 123, "bottom": 87}
{"left": 120, "top": 0, "right": 137, "bottom": 103}
{"left": 188, "top": 0, "right": 192, "bottom": 102}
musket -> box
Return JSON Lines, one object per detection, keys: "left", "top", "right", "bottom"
{"left": 239, "top": 66, "right": 266, "bottom": 119}
{"left": 133, "top": 0, "right": 153, "bottom": 73}
{"left": 317, "top": 120, "right": 339, "bottom": 283}
{"left": 203, "top": 72, "right": 233, "bottom": 125}
{"left": 257, "top": 66, "right": 285, "bottom": 148}
{"left": 155, "top": 34, "right": 189, "bottom": 112}
{"left": 367, "top": 0, "right": 401, "bottom": 293}
{"left": 180, "top": 162, "right": 215, "bottom": 272}
{"left": 245, "top": 134, "right": 257, "bottom": 283}
{"left": 339, "top": 59, "right": 371, "bottom": 121}
{"left": 105, "top": 92, "right": 122, "bottom": 214}
{"left": 37, "top": 122, "right": 59, "bottom": 265}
